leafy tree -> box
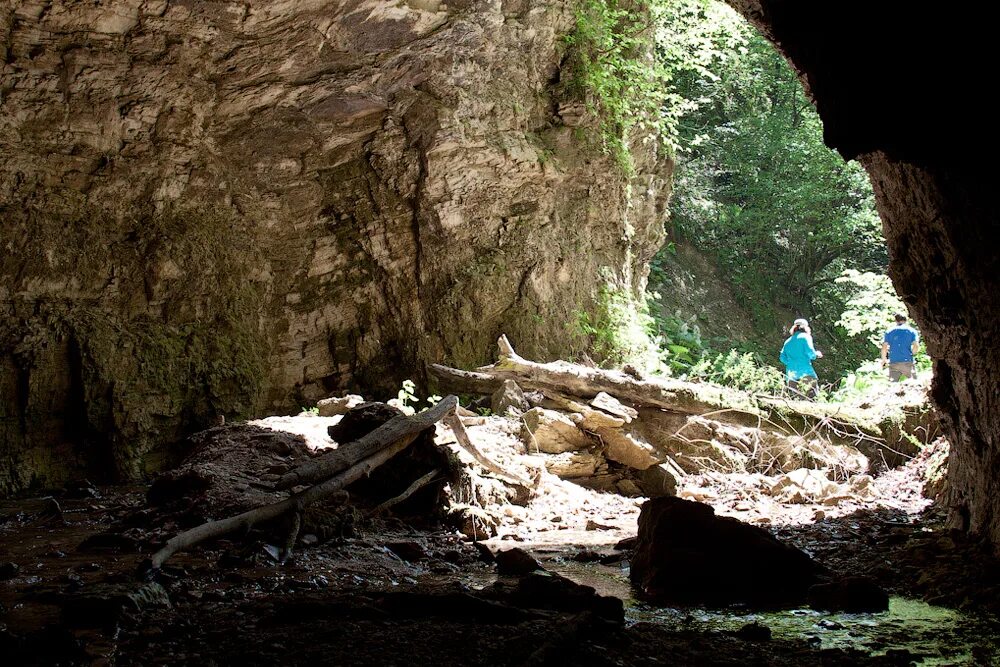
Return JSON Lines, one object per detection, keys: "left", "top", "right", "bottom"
{"left": 650, "top": 0, "right": 889, "bottom": 378}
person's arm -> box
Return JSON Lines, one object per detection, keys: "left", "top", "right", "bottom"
{"left": 880, "top": 335, "right": 890, "bottom": 366}
{"left": 805, "top": 335, "right": 821, "bottom": 360}
{"left": 911, "top": 331, "right": 920, "bottom": 356}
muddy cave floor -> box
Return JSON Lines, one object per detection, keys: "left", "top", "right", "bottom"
{"left": 2, "top": 460, "right": 1000, "bottom": 666}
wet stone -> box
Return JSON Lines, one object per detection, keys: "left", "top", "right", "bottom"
{"left": 808, "top": 576, "right": 889, "bottom": 613}
{"left": 733, "top": 621, "right": 772, "bottom": 641}
{"left": 62, "top": 582, "right": 171, "bottom": 627}
{"left": 387, "top": 541, "right": 428, "bottom": 562}
{"left": 495, "top": 547, "right": 542, "bottom": 575}
{"left": 513, "top": 571, "right": 624, "bottom": 623}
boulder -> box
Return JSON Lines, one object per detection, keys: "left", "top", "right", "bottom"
{"left": 521, "top": 408, "right": 592, "bottom": 454}
{"left": 316, "top": 394, "right": 364, "bottom": 417}
{"left": 491, "top": 380, "right": 530, "bottom": 416}
{"left": 637, "top": 463, "right": 679, "bottom": 498}
{"left": 599, "top": 428, "right": 661, "bottom": 470}
{"left": 535, "top": 450, "right": 604, "bottom": 479}
{"left": 807, "top": 576, "right": 889, "bottom": 612}
{"left": 590, "top": 392, "right": 638, "bottom": 422}
{"left": 630, "top": 497, "right": 827, "bottom": 607}
{"left": 495, "top": 548, "right": 542, "bottom": 575}
{"left": 513, "top": 571, "right": 624, "bottom": 623}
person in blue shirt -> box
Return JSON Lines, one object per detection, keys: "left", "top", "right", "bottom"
{"left": 881, "top": 313, "right": 919, "bottom": 381}
{"left": 780, "top": 318, "right": 823, "bottom": 398}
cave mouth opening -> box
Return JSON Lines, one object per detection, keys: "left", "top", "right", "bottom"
{"left": 574, "top": 0, "right": 945, "bottom": 543}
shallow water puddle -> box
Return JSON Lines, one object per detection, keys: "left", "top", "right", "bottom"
{"left": 544, "top": 558, "right": 999, "bottom": 665}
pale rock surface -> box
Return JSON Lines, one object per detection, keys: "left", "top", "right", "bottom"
{"left": 521, "top": 408, "right": 592, "bottom": 454}
{"left": 317, "top": 395, "right": 365, "bottom": 417}
{"left": 531, "top": 450, "right": 604, "bottom": 479}
{"left": 491, "top": 380, "right": 530, "bottom": 417}
{"left": 0, "top": 0, "right": 671, "bottom": 491}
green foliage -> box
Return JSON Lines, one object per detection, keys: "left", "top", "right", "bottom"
{"left": 574, "top": 280, "right": 666, "bottom": 371}
{"left": 396, "top": 379, "right": 418, "bottom": 411}
{"left": 563, "top": 0, "right": 738, "bottom": 172}
{"left": 647, "top": 0, "right": 891, "bottom": 380}
{"left": 564, "top": 0, "right": 662, "bottom": 172}
{"left": 835, "top": 270, "right": 907, "bottom": 347}
{"left": 392, "top": 379, "right": 445, "bottom": 415}
{"left": 647, "top": 307, "right": 704, "bottom": 373}
{"left": 687, "top": 349, "right": 786, "bottom": 394}
{"left": 824, "top": 359, "right": 894, "bottom": 403}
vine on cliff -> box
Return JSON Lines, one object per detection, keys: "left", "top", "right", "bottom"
{"left": 564, "top": 0, "right": 745, "bottom": 173}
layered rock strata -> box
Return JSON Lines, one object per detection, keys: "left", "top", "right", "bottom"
{"left": 0, "top": 0, "right": 670, "bottom": 490}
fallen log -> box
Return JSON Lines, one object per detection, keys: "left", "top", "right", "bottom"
{"left": 144, "top": 397, "right": 462, "bottom": 573}
{"left": 144, "top": 434, "right": 415, "bottom": 572}
{"left": 438, "top": 336, "right": 756, "bottom": 417}
{"left": 427, "top": 364, "right": 504, "bottom": 395}
{"left": 274, "top": 396, "right": 458, "bottom": 490}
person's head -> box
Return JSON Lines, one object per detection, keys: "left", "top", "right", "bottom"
{"left": 894, "top": 313, "right": 907, "bottom": 324}
{"left": 790, "top": 318, "right": 810, "bottom": 335}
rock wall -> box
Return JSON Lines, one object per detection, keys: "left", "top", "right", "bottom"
{"left": 728, "top": 1, "right": 1000, "bottom": 544}
{"left": 0, "top": 0, "right": 671, "bottom": 491}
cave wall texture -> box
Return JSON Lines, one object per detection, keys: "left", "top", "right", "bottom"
{"left": 0, "top": 0, "right": 670, "bottom": 491}
{"left": 728, "top": 0, "right": 1000, "bottom": 544}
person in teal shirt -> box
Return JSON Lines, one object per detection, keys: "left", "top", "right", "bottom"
{"left": 780, "top": 318, "right": 823, "bottom": 397}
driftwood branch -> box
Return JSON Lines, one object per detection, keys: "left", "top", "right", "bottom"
{"left": 274, "top": 396, "right": 459, "bottom": 490}
{"left": 375, "top": 470, "right": 442, "bottom": 513}
{"left": 444, "top": 413, "right": 533, "bottom": 488}
{"left": 145, "top": 396, "right": 462, "bottom": 573}
{"left": 147, "top": 435, "right": 417, "bottom": 571}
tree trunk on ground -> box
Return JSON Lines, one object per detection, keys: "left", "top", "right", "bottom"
{"left": 274, "top": 397, "right": 458, "bottom": 490}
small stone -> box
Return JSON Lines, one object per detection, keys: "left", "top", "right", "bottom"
{"left": 521, "top": 408, "right": 592, "bottom": 454}
{"left": 387, "top": 541, "right": 428, "bottom": 562}
{"left": 614, "top": 536, "right": 637, "bottom": 551}
{"left": 0, "top": 562, "right": 20, "bottom": 580}
{"left": 300, "top": 533, "right": 319, "bottom": 547}
{"left": 473, "top": 542, "right": 495, "bottom": 563}
{"left": 615, "top": 479, "right": 644, "bottom": 497}
{"left": 585, "top": 520, "right": 616, "bottom": 531}
{"left": 491, "top": 379, "right": 529, "bottom": 416}
{"left": 495, "top": 548, "right": 543, "bottom": 575}
{"left": 572, "top": 550, "right": 603, "bottom": 563}
{"left": 589, "top": 392, "right": 638, "bottom": 422}
{"left": 637, "top": 464, "right": 679, "bottom": 498}
{"left": 441, "top": 549, "right": 463, "bottom": 563}
{"left": 734, "top": 621, "right": 772, "bottom": 641}
{"left": 316, "top": 394, "right": 364, "bottom": 417}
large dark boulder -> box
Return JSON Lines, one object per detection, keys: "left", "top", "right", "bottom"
{"left": 629, "top": 497, "right": 827, "bottom": 607}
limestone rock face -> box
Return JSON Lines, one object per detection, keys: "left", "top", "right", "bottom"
{"left": 0, "top": 0, "right": 670, "bottom": 491}
{"left": 726, "top": 0, "right": 1000, "bottom": 545}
